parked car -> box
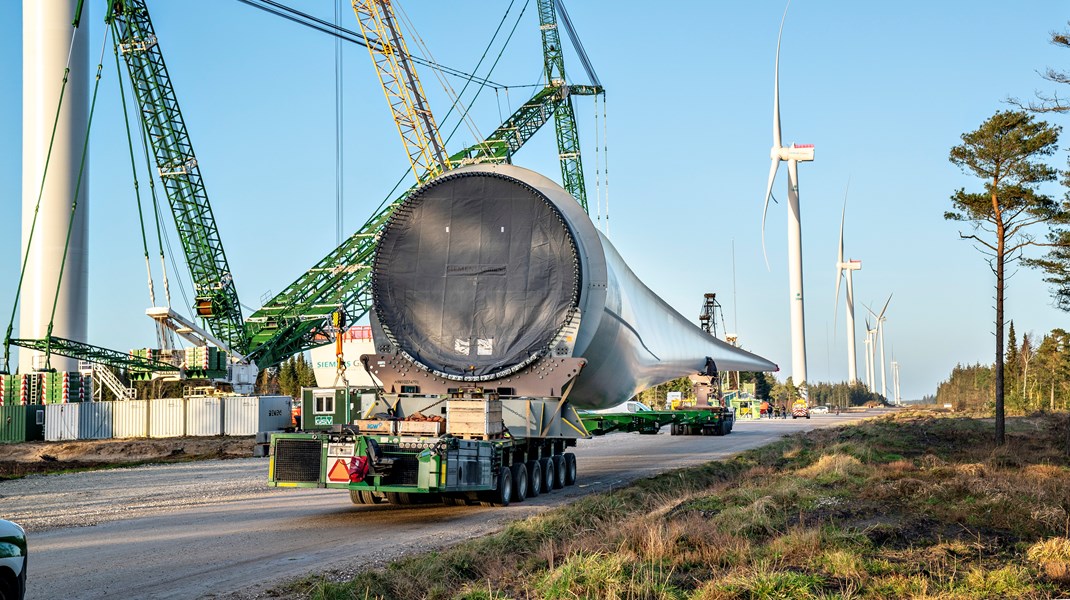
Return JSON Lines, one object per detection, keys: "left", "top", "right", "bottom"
{"left": 0, "top": 519, "right": 27, "bottom": 600}
{"left": 810, "top": 405, "right": 830, "bottom": 414}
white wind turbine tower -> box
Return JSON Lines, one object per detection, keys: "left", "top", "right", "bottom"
{"left": 866, "top": 296, "right": 893, "bottom": 400}
{"left": 863, "top": 319, "right": 877, "bottom": 392}
{"left": 834, "top": 187, "right": 862, "bottom": 384}
{"left": 891, "top": 360, "right": 901, "bottom": 404}
{"left": 762, "top": 2, "right": 815, "bottom": 392}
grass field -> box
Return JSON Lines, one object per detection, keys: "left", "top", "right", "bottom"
{"left": 295, "top": 411, "right": 1070, "bottom": 599}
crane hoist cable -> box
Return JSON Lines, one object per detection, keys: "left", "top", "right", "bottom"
{"left": 112, "top": 33, "right": 191, "bottom": 352}
{"left": 334, "top": 0, "right": 345, "bottom": 247}
{"left": 393, "top": 2, "right": 487, "bottom": 153}
{"left": 411, "top": 0, "right": 529, "bottom": 162}
{"left": 233, "top": 0, "right": 509, "bottom": 89}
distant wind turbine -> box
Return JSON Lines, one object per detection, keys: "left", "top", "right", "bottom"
{"left": 761, "top": 1, "right": 815, "bottom": 390}
{"left": 866, "top": 295, "right": 893, "bottom": 400}
{"left": 834, "top": 185, "right": 862, "bottom": 384}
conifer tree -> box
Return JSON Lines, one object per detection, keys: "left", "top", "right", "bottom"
{"left": 948, "top": 110, "right": 1064, "bottom": 443}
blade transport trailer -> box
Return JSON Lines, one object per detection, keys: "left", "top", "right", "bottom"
{"left": 267, "top": 358, "right": 735, "bottom": 507}
{"left": 269, "top": 357, "right": 591, "bottom": 507}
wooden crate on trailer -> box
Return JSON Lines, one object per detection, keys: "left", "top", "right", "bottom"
{"left": 397, "top": 419, "right": 445, "bottom": 437}
{"left": 354, "top": 419, "right": 396, "bottom": 435}
{"left": 446, "top": 399, "right": 504, "bottom": 439}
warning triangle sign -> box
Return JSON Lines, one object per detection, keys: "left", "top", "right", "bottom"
{"left": 327, "top": 459, "right": 350, "bottom": 482}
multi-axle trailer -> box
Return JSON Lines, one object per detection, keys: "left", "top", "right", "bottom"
{"left": 268, "top": 379, "right": 735, "bottom": 507}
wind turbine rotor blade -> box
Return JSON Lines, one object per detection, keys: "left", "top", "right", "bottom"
{"left": 761, "top": 158, "right": 780, "bottom": 270}
{"left": 864, "top": 302, "right": 878, "bottom": 320}
{"left": 773, "top": 1, "right": 789, "bottom": 148}
{"left": 838, "top": 179, "right": 850, "bottom": 264}
{"left": 878, "top": 293, "right": 893, "bottom": 320}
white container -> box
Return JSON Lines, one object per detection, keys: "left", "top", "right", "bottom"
{"left": 44, "top": 404, "right": 79, "bottom": 441}
{"left": 78, "top": 402, "right": 112, "bottom": 440}
{"left": 186, "top": 397, "right": 224, "bottom": 436}
{"left": 112, "top": 400, "right": 150, "bottom": 438}
{"left": 149, "top": 398, "right": 186, "bottom": 438}
{"left": 223, "top": 396, "right": 291, "bottom": 436}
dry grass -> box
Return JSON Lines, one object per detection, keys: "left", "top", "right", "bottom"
{"left": 304, "top": 411, "right": 1070, "bottom": 600}
{"left": 1028, "top": 537, "right": 1070, "bottom": 583}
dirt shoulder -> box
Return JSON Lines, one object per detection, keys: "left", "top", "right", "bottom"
{"left": 0, "top": 436, "right": 253, "bottom": 479}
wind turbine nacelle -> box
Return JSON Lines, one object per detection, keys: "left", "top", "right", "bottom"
{"left": 368, "top": 164, "right": 778, "bottom": 409}
{"left": 781, "top": 144, "right": 814, "bottom": 162}
{"left": 838, "top": 260, "right": 861, "bottom": 271}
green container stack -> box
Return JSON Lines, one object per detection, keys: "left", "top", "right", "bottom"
{"left": 0, "top": 374, "right": 17, "bottom": 405}
{"left": 0, "top": 404, "right": 45, "bottom": 442}
{"left": 1, "top": 372, "right": 91, "bottom": 404}
{"left": 128, "top": 348, "right": 157, "bottom": 381}
{"left": 185, "top": 346, "right": 227, "bottom": 379}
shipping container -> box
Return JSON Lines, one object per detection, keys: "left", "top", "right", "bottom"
{"left": 78, "top": 402, "right": 112, "bottom": 439}
{"left": 186, "top": 396, "right": 224, "bottom": 436}
{"left": 0, "top": 405, "right": 45, "bottom": 442}
{"left": 44, "top": 404, "right": 79, "bottom": 441}
{"left": 112, "top": 400, "right": 150, "bottom": 438}
{"left": 223, "top": 396, "right": 291, "bottom": 436}
{"left": 149, "top": 398, "right": 186, "bottom": 438}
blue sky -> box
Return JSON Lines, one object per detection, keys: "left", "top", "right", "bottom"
{"left": 1, "top": 1, "right": 1068, "bottom": 400}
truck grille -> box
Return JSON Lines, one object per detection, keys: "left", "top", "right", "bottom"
{"left": 274, "top": 439, "right": 322, "bottom": 483}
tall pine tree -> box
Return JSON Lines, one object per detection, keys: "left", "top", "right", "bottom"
{"left": 947, "top": 110, "right": 1063, "bottom": 444}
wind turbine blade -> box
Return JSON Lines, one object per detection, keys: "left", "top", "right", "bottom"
{"left": 838, "top": 179, "right": 850, "bottom": 265}
{"left": 761, "top": 158, "right": 780, "bottom": 270}
{"left": 773, "top": 1, "right": 789, "bottom": 148}
{"left": 877, "top": 293, "right": 893, "bottom": 320}
{"left": 864, "top": 302, "right": 878, "bottom": 321}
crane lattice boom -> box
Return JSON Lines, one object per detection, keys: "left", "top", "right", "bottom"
{"left": 351, "top": 0, "right": 451, "bottom": 184}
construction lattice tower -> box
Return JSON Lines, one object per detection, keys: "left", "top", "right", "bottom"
{"left": 698, "top": 293, "right": 722, "bottom": 338}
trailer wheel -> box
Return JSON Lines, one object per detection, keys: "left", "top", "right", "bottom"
{"left": 539, "top": 458, "right": 555, "bottom": 493}
{"left": 551, "top": 455, "right": 566, "bottom": 489}
{"left": 563, "top": 452, "right": 577, "bottom": 485}
{"left": 385, "top": 492, "right": 411, "bottom": 505}
{"left": 350, "top": 490, "right": 383, "bottom": 505}
{"left": 525, "top": 460, "right": 542, "bottom": 497}
{"left": 480, "top": 466, "right": 512, "bottom": 507}
{"left": 441, "top": 495, "right": 466, "bottom": 506}
{"left": 510, "top": 463, "right": 528, "bottom": 503}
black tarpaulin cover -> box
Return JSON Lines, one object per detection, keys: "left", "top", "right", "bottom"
{"left": 373, "top": 171, "right": 580, "bottom": 379}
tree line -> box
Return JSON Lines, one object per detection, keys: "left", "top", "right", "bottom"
{"left": 255, "top": 353, "right": 317, "bottom": 397}
{"left": 936, "top": 323, "right": 1070, "bottom": 414}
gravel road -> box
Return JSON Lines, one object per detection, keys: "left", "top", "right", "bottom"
{"left": 1, "top": 411, "right": 878, "bottom": 599}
